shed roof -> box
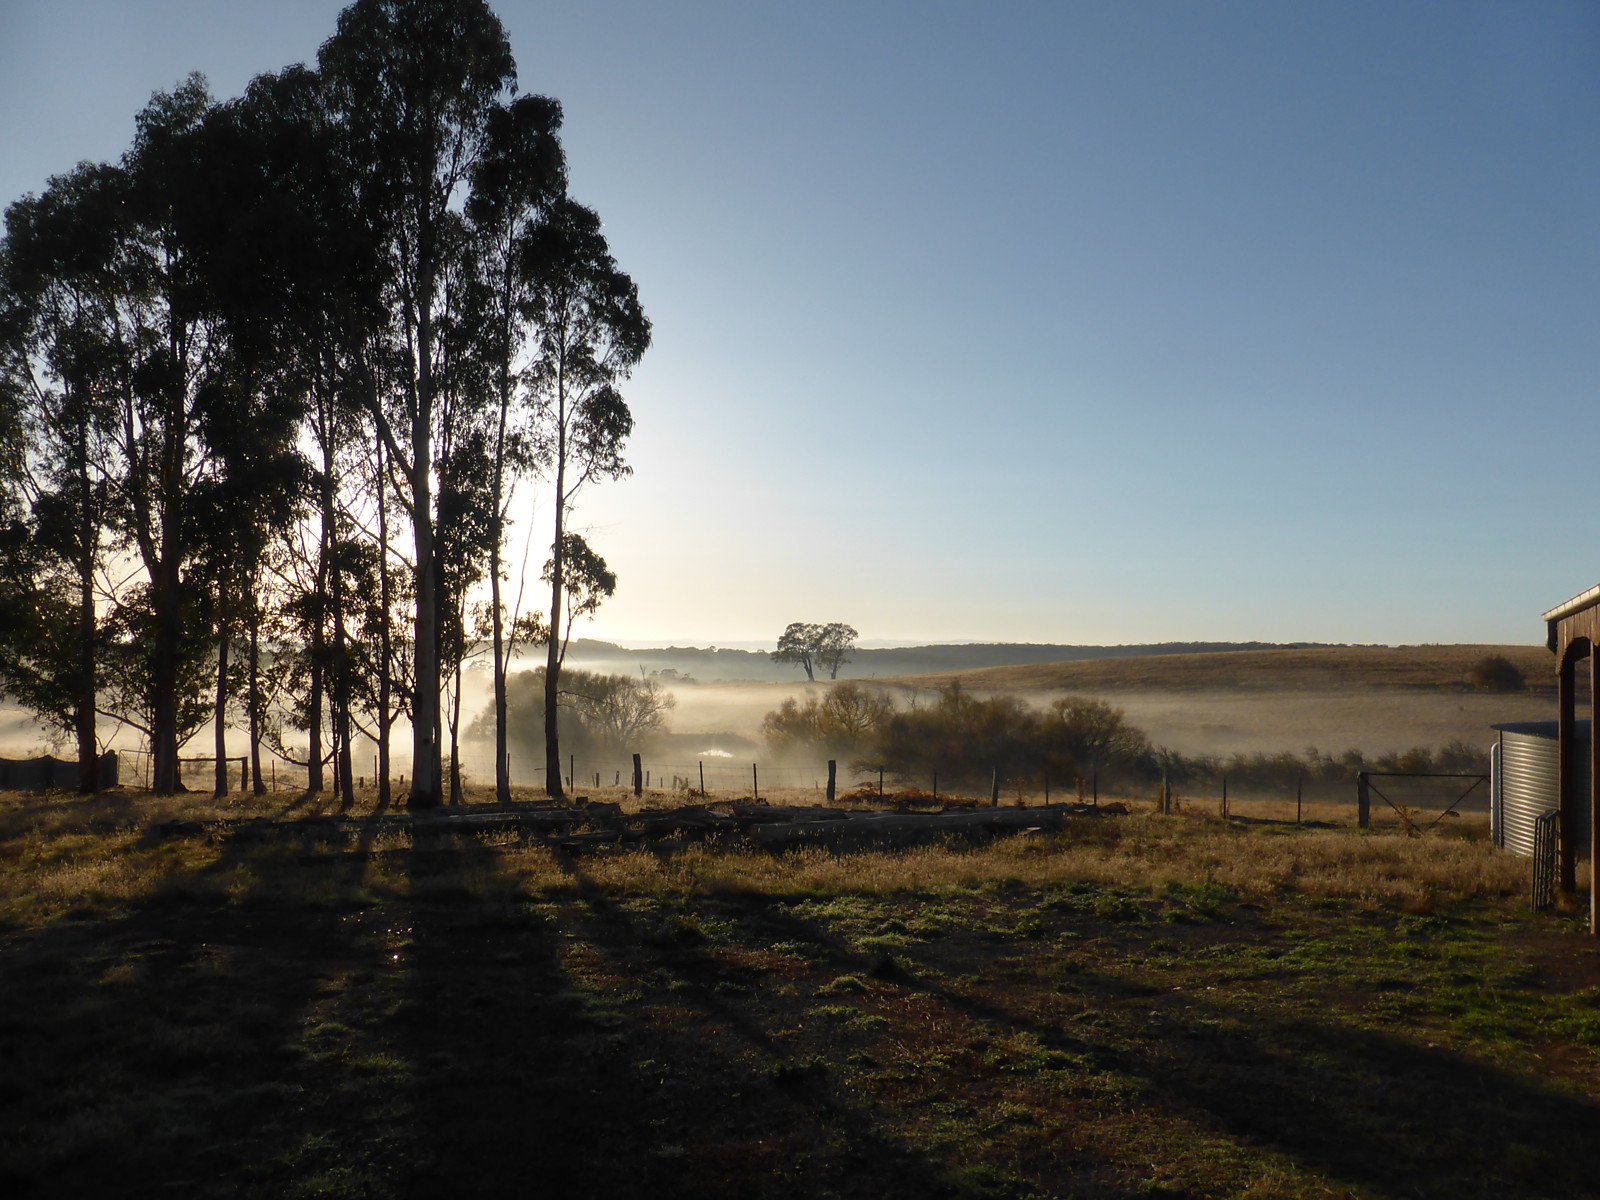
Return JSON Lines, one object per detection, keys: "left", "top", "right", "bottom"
{"left": 1544, "top": 584, "right": 1600, "bottom": 625}
{"left": 1492, "top": 720, "right": 1592, "bottom": 740}
{"left": 1545, "top": 582, "right": 1600, "bottom": 655}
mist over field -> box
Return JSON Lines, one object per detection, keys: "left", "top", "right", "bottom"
{"left": 650, "top": 679, "right": 1563, "bottom": 761}
{"left": 2, "top": 641, "right": 1571, "bottom": 792}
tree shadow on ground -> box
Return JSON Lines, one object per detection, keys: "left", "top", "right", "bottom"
{"left": 0, "top": 801, "right": 412, "bottom": 1196}
{"left": 749, "top": 891, "right": 1600, "bottom": 1200}
{"left": 7, "top": 808, "right": 1598, "bottom": 1200}
{"left": 382, "top": 832, "right": 973, "bottom": 1199}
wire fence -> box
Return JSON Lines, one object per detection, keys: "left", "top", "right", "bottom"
{"left": 119, "top": 749, "right": 249, "bottom": 793}
{"left": 453, "top": 752, "right": 879, "bottom": 799}
{"left": 100, "top": 744, "right": 1497, "bottom": 832}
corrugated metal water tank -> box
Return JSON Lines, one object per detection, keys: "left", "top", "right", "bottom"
{"left": 1492, "top": 721, "right": 1591, "bottom": 857}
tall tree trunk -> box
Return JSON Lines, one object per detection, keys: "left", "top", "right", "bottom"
{"left": 149, "top": 327, "right": 187, "bottom": 796}
{"left": 410, "top": 295, "right": 441, "bottom": 808}
{"left": 491, "top": 535, "right": 509, "bottom": 803}
{"left": 375, "top": 433, "right": 392, "bottom": 809}
{"left": 323, "top": 426, "right": 354, "bottom": 809}
{"left": 449, "top": 643, "right": 463, "bottom": 807}
{"left": 151, "top": 552, "right": 182, "bottom": 794}
{"left": 543, "top": 428, "right": 566, "bottom": 801}
{"left": 490, "top": 282, "right": 514, "bottom": 806}
{"left": 335, "top": 672, "right": 354, "bottom": 807}
{"left": 308, "top": 541, "right": 325, "bottom": 795}
{"left": 75, "top": 439, "right": 97, "bottom": 793}
{"left": 491, "top": 408, "right": 510, "bottom": 805}
{"left": 307, "top": 641, "right": 324, "bottom": 793}
{"left": 213, "top": 596, "right": 230, "bottom": 799}
{"left": 433, "top": 563, "right": 443, "bottom": 795}
{"left": 74, "top": 575, "right": 97, "bottom": 794}
{"left": 248, "top": 588, "right": 264, "bottom": 796}
{"left": 307, "top": 401, "right": 330, "bottom": 796}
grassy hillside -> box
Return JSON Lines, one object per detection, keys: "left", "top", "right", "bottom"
{"left": 889, "top": 643, "right": 1554, "bottom": 694}
{"left": 562, "top": 639, "right": 1351, "bottom": 683}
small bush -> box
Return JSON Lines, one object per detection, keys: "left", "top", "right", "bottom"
{"left": 1471, "top": 654, "right": 1525, "bottom": 692}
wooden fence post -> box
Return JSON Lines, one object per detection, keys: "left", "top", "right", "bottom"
{"left": 1357, "top": 771, "right": 1370, "bottom": 830}
{"left": 699, "top": 761, "right": 706, "bottom": 796}
{"left": 632, "top": 753, "right": 642, "bottom": 797}
{"left": 1221, "top": 774, "right": 1228, "bottom": 820}
{"left": 752, "top": 763, "right": 759, "bottom": 802}
{"left": 1297, "top": 774, "right": 1303, "bottom": 824}
{"left": 878, "top": 767, "right": 884, "bottom": 799}
{"left": 991, "top": 768, "right": 1001, "bottom": 808}
{"left": 826, "top": 759, "right": 836, "bottom": 802}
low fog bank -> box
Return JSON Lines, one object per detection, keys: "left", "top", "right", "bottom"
{"left": 1048, "top": 687, "right": 1564, "bottom": 758}
{"left": 0, "top": 678, "right": 1568, "bottom": 762}
{"left": 0, "top": 667, "right": 1575, "bottom": 791}
{"left": 645, "top": 679, "right": 1566, "bottom": 760}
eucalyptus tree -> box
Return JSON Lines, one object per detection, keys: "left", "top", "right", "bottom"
{"left": 432, "top": 232, "right": 500, "bottom": 806}
{"left": 465, "top": 92, "right": 565, "bottom": 804}
{"left": 0, "top": 164, "right": 127, "bottom": 791}
{"left": 318, "top": 0, "right": 517, "bottom": 809}
{"left": 181, "top": 70, "right": 354, "bottom": 798}
{"left": 520, "top": 199, "right": 649, "bottom": 800}
{"left": 99, "top": 74, "right": 250, "bottom": 794}
{"left": 772, "top": 622, "right": 823, "bottom": 682}
{"left": 543, "top": 531, "right": 615, "bottom": 666}
{"left": 816, "top": 623, "right": 859, "bottom": 680}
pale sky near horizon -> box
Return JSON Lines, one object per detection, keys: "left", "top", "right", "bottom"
{"left": 2, "top": 1, "right": 1595, "bottom": 650}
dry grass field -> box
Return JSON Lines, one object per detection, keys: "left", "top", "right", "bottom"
{"left": 888, "top": 644, "right": 1557, "bottom": 694}
{"left": 873, "top": 644, "right": 1568, "bottom": 758}
{"left": 4, "top": 783, "right": 1600, "bottom": 1199}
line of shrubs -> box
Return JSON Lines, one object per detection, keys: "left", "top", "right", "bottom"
{"left": 762, "top": 681, "right": 1490, "bottom": 800}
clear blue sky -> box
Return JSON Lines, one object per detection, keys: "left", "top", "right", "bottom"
{"left": 3, "top": 1, "right": 1596, "bottom": 647}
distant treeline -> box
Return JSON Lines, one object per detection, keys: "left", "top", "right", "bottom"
{"left": 761, "top": 682, "right": 1489, "bottom": 799}
{"left": 567, "top": 638, "right": 1359, "bottom": 684}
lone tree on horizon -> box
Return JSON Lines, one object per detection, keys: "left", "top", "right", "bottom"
{"left": 772, "top": 621, "right": 858, "bottom": 682}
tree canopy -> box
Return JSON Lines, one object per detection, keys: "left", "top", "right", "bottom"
{"left": 0, "top": 0, "right": 647, "bottom": 803}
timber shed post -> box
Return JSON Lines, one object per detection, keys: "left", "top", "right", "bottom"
{"left": 1544, "top": 584, "right": 1600, "bottom": 935}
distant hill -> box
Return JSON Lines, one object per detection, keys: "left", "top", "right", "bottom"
{"left": 876, "top": 643, "right": 1553, "bottom": 694}
{"left": 560, "top": 639, "right": 1356, "bottom": 684}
